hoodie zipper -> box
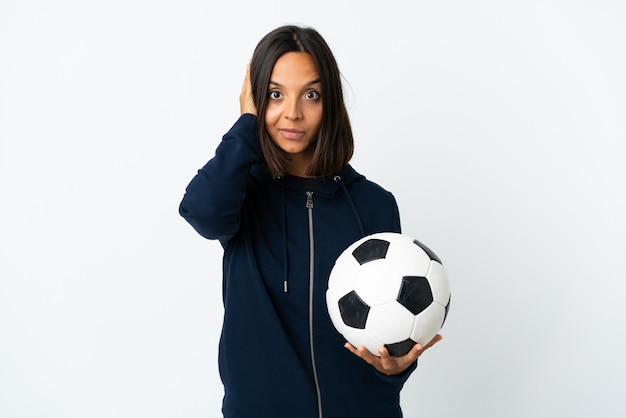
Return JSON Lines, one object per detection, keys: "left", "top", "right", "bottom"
{"left": 306, "top": 190, "right": 323, "bottom": 418}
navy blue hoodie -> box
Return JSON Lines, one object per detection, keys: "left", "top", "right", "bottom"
{"left": 179, "top": 114, "right": 416, "bottom": 418}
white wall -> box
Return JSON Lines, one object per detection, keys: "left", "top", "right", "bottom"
{"left": 1, "top": 1, "right": 625, "bottom": 417}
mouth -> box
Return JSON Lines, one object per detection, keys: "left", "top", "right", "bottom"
{"left": 279, "top": 128, "right": 306, "bottom": 140}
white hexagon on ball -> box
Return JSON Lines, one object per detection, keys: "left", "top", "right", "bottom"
{"left": 342, "top": 325, "right": 383, "bottom": 356}
{"left": 426, "top": 261, "right": 451, "bottom": 306}
{"left": 411, "top": 303, "right": 446, "bottom": 345}
{"left": 365, "top": 302, "right": 416, "bottom": 344}
{"left": 352, "top": 260, "right": 402, "bottom": 307}
{"left": 383, "top": 234, "right": 432, "bottom": 277}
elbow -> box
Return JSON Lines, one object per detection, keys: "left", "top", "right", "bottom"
{"left": 179, "top": 201, "right": 238, "bottom": 242}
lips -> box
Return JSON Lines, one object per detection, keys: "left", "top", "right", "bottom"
{"left": 279, "top": 128, "right": 306, "bottom": 140}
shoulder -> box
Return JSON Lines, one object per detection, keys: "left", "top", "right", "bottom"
{"left": 340, "top": 165, "right": 401, "bottom": 233}
{"left": 341, "top": 165, "right": 396, "bottom": 200}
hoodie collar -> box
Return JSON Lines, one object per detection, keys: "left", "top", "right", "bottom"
{"left": 251, "top": 164, "right": 365, "bottom": 197}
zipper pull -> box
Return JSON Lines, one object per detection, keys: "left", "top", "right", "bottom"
{"left": 306, "top": 191, "right": 314, "bottom": 209}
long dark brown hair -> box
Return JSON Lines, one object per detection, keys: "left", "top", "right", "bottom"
{"left": 250, "top": 25, "right": 354, "bottom": 178}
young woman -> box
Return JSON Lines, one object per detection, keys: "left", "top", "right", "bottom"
{"left": 179, "top": 25, "right": 441, "bottom": 418}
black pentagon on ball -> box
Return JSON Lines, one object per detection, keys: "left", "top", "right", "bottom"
{"left": 397, "top": 276, "right": 433, "bottom": 315}
{"left": 352, "top": 238, "right": 390, "bottom": 265}
{"left": 442, "top": 294, "right": 451, "bottom": 326}
{"left": 385, "top": 338, "right": 417, "bottom": 357}
{"left": 412, "top": 239, "right": 442, "bottom": 264}
{"left": 338, "top": 290, "right": 370, "bottom": 329}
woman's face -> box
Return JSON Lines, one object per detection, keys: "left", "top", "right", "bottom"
{"left": 264, "top": 52, "right": 323, "bottom": 176}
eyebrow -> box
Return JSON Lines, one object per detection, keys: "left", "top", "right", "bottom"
{"left": 269, "top": 78, "right": 322, "bottom": 87}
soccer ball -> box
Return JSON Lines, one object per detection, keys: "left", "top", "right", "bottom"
{"left": 326, "top": 232, "right": 451, "bottom": 357}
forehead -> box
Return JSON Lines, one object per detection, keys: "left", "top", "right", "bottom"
{"left": 270, "top": 52, "right": 320, "bottom": 83}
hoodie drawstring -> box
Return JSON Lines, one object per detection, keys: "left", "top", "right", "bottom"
{"left": 281, "top": 175, "right": 365, "bottom": 294}
{"left": 334, "top": 175, "right": 365, "bottom": 236}
{"left": 280, "top": 179, "right": 289, "bottom": 293}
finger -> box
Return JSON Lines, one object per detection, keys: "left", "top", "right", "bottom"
{"left": 344, "top": 342, "right": 359, "bottom": 355}
{"left": 382, "top": 344, "right": 419, "bottom": 371}
{"left": 242, "top": 61, "right": 250, "bottom": 87}
{"left": 407, "top": 343, "right": 424, "bottom": 362}
{"left": 356, "top": 346, "right": 379, "bottom": 365}
{"left": 378, "top": 346, "right": 390, "bottom": 360}
{"left": 378, "top": 346, "right": 407, "bottom": 375}
{"left": 239, "top": 60, "right": 256, "bottom": 116}
{"left": 422, "top": 334, "right": 443, "bottom": 351}
{"left": 344, "top": 343, "right": 371, "bottom": 360}
{"left": 377, "top": 346, "right": 395, "bottom": 370}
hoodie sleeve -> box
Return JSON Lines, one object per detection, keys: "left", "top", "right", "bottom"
{"left": 179, "top": 114, "right": 260, "bottom": 246}
{"left": 374, "top": 359, "right": 417, "bottom": 386}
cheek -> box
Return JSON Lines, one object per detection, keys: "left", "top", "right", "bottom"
{"left": 264, "top": 104, "right": 281, "bottom": 127}
{"left": 311, "top": 108, "right": 323, "bottom": 131}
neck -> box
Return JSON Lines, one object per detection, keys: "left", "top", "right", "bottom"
{"left": 285, "top": 154, "right": 313, "bottom": 177}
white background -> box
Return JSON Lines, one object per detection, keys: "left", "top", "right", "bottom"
{"left": 1, "top": 1, "right": 625, "bottom": 417}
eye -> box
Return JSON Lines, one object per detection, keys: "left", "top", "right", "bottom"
{"left": 305, "top": 90, "right": 321, "bottom": 100}
{"left": 268, "top": 90, "right": 282, "bottom": 100}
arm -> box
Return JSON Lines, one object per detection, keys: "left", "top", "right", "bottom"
{"left": 179, "top": 64, "right": 259, "bottom": 245}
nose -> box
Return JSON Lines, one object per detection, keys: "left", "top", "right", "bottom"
{"left": 284, "top": 97, "right": 302, "bottom": 120}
